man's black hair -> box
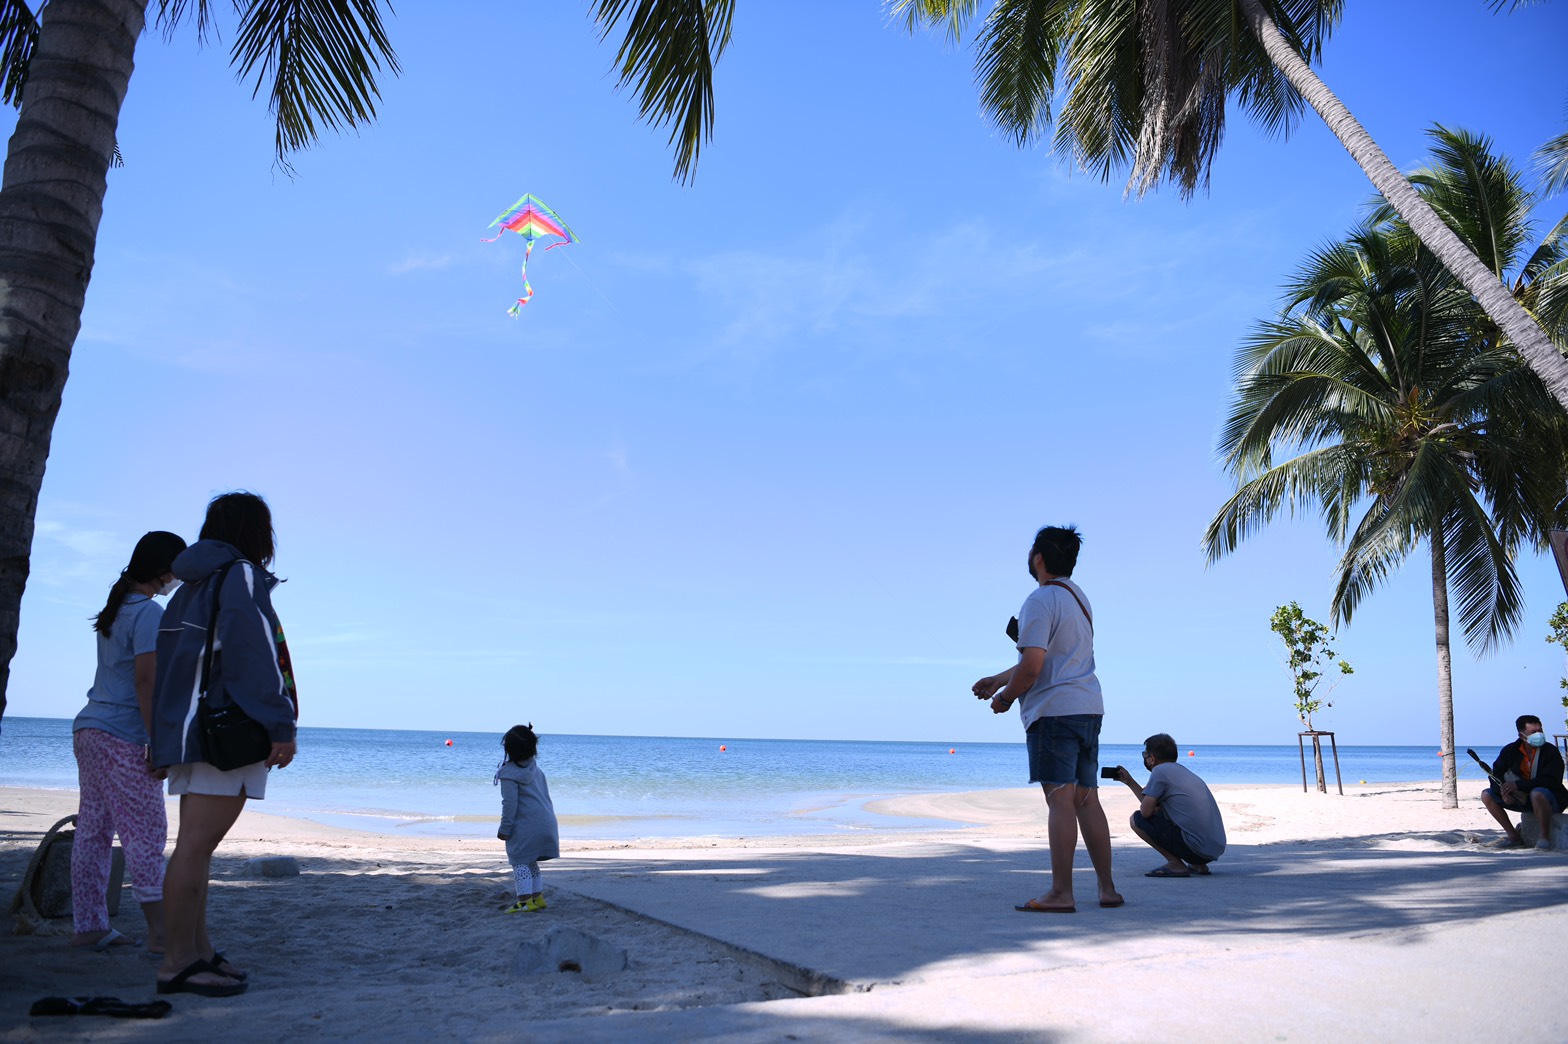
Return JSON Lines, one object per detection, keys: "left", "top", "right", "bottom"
{"left": 1029, "top": 525, "right": 1082, "bottom": 578}
{"left": 1143, "top": 733, "right": 1178, "bottom": 763}
{"left": 1517, "top": 714, "right": 1543, "bottom": 733}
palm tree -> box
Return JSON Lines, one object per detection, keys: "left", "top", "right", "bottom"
{"left": 0, "top": 0, "right": 733, "bottom": 721}
{"left": 1205, "top": 129, "right": 1568, "bottom": 808}
{"left": 894, "top": 1, "right": 1568, "bottom": 412}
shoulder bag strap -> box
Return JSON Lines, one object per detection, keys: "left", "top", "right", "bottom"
{"left": 1043, "top": 579, "right": 1093, "bottom": 633}
{"left": 198, "top": 561, "right": 242, "bottom": 697}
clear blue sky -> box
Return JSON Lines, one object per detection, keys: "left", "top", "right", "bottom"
{"left": 6, "top": 1, "right": 1568, "bottom": 747}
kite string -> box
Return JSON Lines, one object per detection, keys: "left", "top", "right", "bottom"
{"left": 558, "top": 248, "right": 619, "bottom": 315}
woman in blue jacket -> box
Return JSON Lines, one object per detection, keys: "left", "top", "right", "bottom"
{"left": 149, "top": 492, "right": 298, "bottom": 998}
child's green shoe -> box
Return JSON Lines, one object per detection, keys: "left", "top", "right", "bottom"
{"left": 503, "top": 899, "right": 535, "bottom": 914}
{"left": 530, "top": 895, "right": 547, "bottom": 911}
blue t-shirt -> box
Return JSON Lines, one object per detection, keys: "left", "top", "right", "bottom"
{"left": 1015, "top": 578, "right": 1103, "bottom": 726}
{"left": 73, "top": 594, "right": 162, "bottom": 745}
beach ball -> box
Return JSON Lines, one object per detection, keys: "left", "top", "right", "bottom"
{"left": 445, "top": 739, "right": 453, "bottom": 747}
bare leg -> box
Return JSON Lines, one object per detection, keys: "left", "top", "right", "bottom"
{"left": 1481, "top": 790, "right": 1524, "bottom": 845}
{"left": 141, "top": 900, "right": 165, "bottom": 954}
{"left": 160, "top": 793, "right": 246, "bottom": 988}
{"left": 1026, "top": 782, "right": 1079, "bottom": 910}
{"left": 1074, "top": 788, "right": 1120, "bottom": 903}
{"left": 1128, "top": 814, "right": 1190, "bottom": 872}
{"left": 1531, "top": 791, "right": 1556, "bottom": 849}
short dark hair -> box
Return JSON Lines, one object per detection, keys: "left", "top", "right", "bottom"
{"left": 200, "top": 492, "right": 275, "bottom": 566}
{"left": 1517, "top": 714, "right": 1543, "bottom": 733}
{"left": 1143, "top": 733, "right": 1178, "bottom": 763}
{"left": 503, "top": 724, "right": 539, "bottom": 763}
{"left": 1030, "top": 525, "right": 1082, "bottom": 577}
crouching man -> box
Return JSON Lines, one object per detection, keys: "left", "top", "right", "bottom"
{"left": 1481, "top": 714, "right": 1566, "bottom": 851}
{"left": 1110, "top": 733, "right": 1226, "bottom": 878}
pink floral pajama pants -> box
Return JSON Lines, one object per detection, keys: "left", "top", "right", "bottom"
{"left": 71, "top": 728, "right": 168, "bottom": 934}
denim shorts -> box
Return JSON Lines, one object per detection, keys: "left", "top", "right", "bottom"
{"left": 1025, "top": 713, "right": 1102, "bottom": 788}
{"left": 1131, "top": 808, "right": 1207, "bottom": 865}
{"left": 1485, "top": 785, "right": 1563, "bottom": 814}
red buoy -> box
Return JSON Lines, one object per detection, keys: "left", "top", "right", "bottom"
{"left": 445, "top": 739, "right": 453, "bottom": 747}
{"left": 719, "top": 745, "right": 727, "bottom": 752}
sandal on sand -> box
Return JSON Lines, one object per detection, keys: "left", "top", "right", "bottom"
{"left": 1186, "top": 862, "right": 1212, "bottom": 876}
{"left": 1098, "top": 897, "right": 1125, "bottom": 908}
{"left": 1145, "top": 866, "right": 1191, "bottom": 878}
{"left": 1014, "top": 899, "right": 1076, "bottom": 913}
{"left": 156, "top": 959, "right": 246, "bottom": 998}
{"left": 29, "top": 996, "right": 172, "bottom": 1019}
{"left": 90, "top": 930, "right": 140, "bottom": 952}
{"left": 208, "top": 951, "right": 247, "bottom": 982}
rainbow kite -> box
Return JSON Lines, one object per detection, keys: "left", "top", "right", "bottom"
{"left": 481, "top": 194, "right": 578, "bottom": 316}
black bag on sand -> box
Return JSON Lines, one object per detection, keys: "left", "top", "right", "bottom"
{"left": 195, "top": 561, "right": 272, "bottom": 772}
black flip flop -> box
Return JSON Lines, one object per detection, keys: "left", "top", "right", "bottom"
{"left": 209, "top": 950, "right": 248, "bottom": 981}
{"left": 30, "top": 996, "right": 172, "bottom": 1019}
{"left": 156, "top": 959, "right": 247, "bottom": 998}
{"left": 1014, "top": 899, "right": 1076, "bottom": 913}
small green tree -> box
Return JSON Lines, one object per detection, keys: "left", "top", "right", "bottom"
{"left": 1547, "top": 602, "right": 1568, "bottom": 728}
{"left": 1271, "top": 602, "right": 1353, "bottom": 792}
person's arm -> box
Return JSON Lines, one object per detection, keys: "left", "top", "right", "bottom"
{"left": 1496, "top": 745, "right": 1519, "bottom": 800}
{"left": 973, "top": 666, "right": 1014, "bottom": 701}
{"left": 1112, "top": 766, "right": 1146, "bottom": 801}
{"left": 498, "top": 779, "right": 517, "bottom": 840}
{"left": 989, "top": 647, "right": 1044, "bottom": 714}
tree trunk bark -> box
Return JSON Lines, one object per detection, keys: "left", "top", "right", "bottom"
{"left": 0, "top": 0, "right": 147, "bottom": 722}
{"left": 1238, "top": 0, "right": 1568, "bottom": 410}
{"left": 1430, "top": 537, "right": 1458, "bottom": 809}
{"left": 1312, "top": 735, "right": 1326, "bottom": 793}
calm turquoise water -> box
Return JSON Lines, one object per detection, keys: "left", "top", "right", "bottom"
{"left": 0, "top": 717, "right": 1496, "bottom": 839}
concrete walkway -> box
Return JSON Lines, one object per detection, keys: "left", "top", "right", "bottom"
{"left": 529, "top": 833, "right": 1566, "bottom": 1040}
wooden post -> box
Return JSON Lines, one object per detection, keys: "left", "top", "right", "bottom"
{"left": 1297, "top": 731, "right": 1343, "bottom": 795}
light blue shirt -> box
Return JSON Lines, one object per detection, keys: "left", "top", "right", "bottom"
{"left": 74, "top": 594, "right": 162, "bottom": 745}
{"left": 1015, "top": 578, "right": 1103, "bottom": 726}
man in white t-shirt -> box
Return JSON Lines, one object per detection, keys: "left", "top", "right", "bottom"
{"left": 1110, "top": 733, "right": 1227, "bottom": 877}
{"left": 973, "top": 525, "right": 1122, "bottom": 913}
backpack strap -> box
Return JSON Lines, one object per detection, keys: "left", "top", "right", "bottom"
{"left": 199, "top": 561, "right": 242, "bottom": 697}
{"left": 1044, "top": 579, "right": 1093, "bottom": 633}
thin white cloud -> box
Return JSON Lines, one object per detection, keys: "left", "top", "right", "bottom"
{"left": 389, "top": 254, "right": 454, "bottom": 275}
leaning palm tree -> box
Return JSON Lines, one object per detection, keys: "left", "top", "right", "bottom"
{"left": 0, "top": 0, "right": 733, "bottom": 722}
{"left": 1206, "top": 132, "right": 1568, "bottom": 808}
{"left": 894, "top": 0, "right": 1568, "bottom": 413}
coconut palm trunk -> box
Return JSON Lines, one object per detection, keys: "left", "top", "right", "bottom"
{"left": 1430, "top": 535, "right": 1459, "bottom": 809}
{"left": 0, "top": 0, "right": 146, "bottom": 720}
{"left": 1238, "top": 0, "right": 1568, "bottom": 412}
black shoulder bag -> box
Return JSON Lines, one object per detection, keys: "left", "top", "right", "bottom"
{"left": 195, "top": 561, "right": 274, "bottom": 771}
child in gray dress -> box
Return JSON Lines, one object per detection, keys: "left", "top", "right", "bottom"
{"left": 495, "top": 724, "right": 560, "bottom": 913}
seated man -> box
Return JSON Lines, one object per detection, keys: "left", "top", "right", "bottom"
{"left": 1110, "top": 733, "right": 1226, "bottom": 877}
{"left": 1481, "top": 714, "right": 1567, "bottom": 851}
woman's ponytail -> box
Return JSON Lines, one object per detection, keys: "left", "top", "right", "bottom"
{"left": 91, "top": 530, "right": 188, "bottom": 636}
{"left": 92, "top": 572, "right": 135, "bottom": 637}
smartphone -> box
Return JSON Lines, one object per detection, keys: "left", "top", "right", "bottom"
{"left": 1100, "top": 766, "right": 1121, "bottom": 779}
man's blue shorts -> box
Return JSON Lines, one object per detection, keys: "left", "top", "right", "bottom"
{"left": 1485, "top": 784, "right": 1563, "bottom": 814}
{"left": 1131, "top": 808, "right": 1208, "bottom": 865}
{"left": 1026, "top": 713, "right": 1102, "bottom": 788}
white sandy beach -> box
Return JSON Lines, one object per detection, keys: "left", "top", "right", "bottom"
{"left": 2, "top": 780, "right": 1563, "bottom": 1041}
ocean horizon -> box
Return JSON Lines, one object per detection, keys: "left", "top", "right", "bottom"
{"left": 0, "top": 716, "right": 1504, "bottom": 839}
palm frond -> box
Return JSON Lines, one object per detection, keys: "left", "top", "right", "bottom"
{"left": 974, "top": 0, "right": 1074, "bottom": 150}
{"left": 592, "top": 0, "right": 734, "bottom": 184}
{"left": 1537, "top": 124, "right": 1568, "bottom": 198}
{"left": 0, "top": 0, "right": 38, "bottom": 109}
{"left": 231, "top": 0, "right": 400, "bottom": 167}
{"left": 887, "top": 0, "right": 988, "bottom": 42}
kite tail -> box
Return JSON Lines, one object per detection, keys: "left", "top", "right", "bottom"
{"left": 479, "top": 230, "right": 507, "bottom": 243}
{"left": 507, "top": 278, "right": 535, "bottom": 318}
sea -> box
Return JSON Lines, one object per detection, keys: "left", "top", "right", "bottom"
{"left": 0, "top": 717, "right": 1500, "bottom": 840}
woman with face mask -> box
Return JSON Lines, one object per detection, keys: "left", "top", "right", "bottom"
{"left": 69, "top": 529, "right": 188, "bottom": 952}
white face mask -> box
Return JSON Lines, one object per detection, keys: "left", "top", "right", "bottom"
{"left": 158, "top": 578, "right": 180, "bottom": 597}
{"left": 1526, "top": 732, "right": 1547, "bottom": 748}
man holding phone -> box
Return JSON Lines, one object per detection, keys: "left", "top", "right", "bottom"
{"left": 973, "top": 525, "right": 1122, "bottom": 913}
{"left": 1108, "top": 733, "right": 1226, "bottom": 877}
